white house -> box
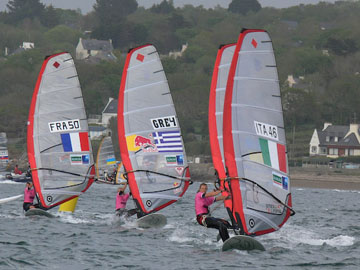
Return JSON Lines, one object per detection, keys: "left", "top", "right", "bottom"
{"left": 309, "top": 122, "right": 360, "bottom": 158}
{"left": 76, "top": 38, "right": 117, "bottom": 61}
{"left": 9, "top": 41, "right": 35, "bottom": 56}
{"left": 22, "top": 42, "right": 34, "bottom": 50}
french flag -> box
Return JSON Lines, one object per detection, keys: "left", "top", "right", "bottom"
{"left": 61, "top": 132, "right": 90, "bottom": 152}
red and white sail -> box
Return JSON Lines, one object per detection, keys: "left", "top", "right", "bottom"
{"left": 118, "top": 44, "right": 190, "bottom": 215}
{"left": 27, "top": 53, "right": 95, "bottom": 209}
{"left": 222, "top": 29, "right": 293, "bottom": 235}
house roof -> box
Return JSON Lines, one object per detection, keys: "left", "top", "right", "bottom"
{"left": 340, "top": 133, "right": 359, "bottom": 146}
{"left": 324, "top": 125, "right": 348, "bottom": 135}
{"left": 81, "top": 39, "right": 113, "bottom": 52}
{"left": 103, "top": 99, "right": 117, "bottom": 114}
{"left": 317, "top": 125, "right": 360, "bottom": 146}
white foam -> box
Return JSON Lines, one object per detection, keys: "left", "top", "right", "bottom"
{"left": 57, "top": 211, "right": 117, "bottom": 225}
{"left": 322, "top": 235, "right": 355, "bottom": 247}
{"left": 0, "top": 180, "right": 22, "bottom": 184}
{"left": 58, "top": 212, "right": 92, "bottom": 224}
{"left": 168, "top": 228, "right": 195, "bottom": 243}
{"left": 296, "top": 234, "right": 355, "bottom": 247}
{"left": 332, "top": 189, "right": 360, "bottom": 194}
{"left": 168, "top": 222, "right": 224, "bottom": 250}
{"left": 262, "top": 224, "right": 355, "bottom": 248}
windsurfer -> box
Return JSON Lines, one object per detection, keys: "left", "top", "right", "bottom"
{"left": 14, "top": 164, "right": 22, "bottom": 175}
{"left": 195, "top": 183, "right": 231, "bottom": 242}
{"left": 106, "top": 167, "right": 117, "bottom": 183}
{"left": 115, "top": 182, "right": 135, "bottom": 217}
{"left": 25, "top": 164, "right": 32, "bottom": 178}
{"left": 23, "top": 182, "right": 38, "bottom": 211}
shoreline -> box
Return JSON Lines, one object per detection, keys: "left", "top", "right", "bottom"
{"left": 189, "top": 164, "right": 360, "bottom": 191}
{"left": 290, "top": 168, "right": 360, "bottom": 190}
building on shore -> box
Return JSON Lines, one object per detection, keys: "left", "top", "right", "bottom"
{"left": 76, "top": 38, "right": 117, "bottom": 62}
{"left": 309, "top": 122, "right": 360, "bottom": 158}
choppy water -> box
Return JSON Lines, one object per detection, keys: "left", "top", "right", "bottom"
{"left": 0, "top": 179, "right": 359, "bottom": 269}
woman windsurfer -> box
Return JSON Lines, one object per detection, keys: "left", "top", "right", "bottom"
{"left": 23, "top": 182, "right": 38, "bottom": 211}
{"left": 195, "top": 183, "right": 231, "bottom": 242}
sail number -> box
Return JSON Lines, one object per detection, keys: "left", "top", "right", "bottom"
{"left": 49, "top": 119, "right": 81, "bottom": 133}
{"left": 151, "top": 116, "right": 177, "bottom": 130}
{"left": 254, "top": 121, "right": 278, "bottom": 141}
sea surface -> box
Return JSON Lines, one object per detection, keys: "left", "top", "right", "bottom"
{"left": 0, "top": 179, "right": 359, "bottom": 269}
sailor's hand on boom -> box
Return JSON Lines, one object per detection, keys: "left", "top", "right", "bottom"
{"left": 214, "top": 194, "right": 228, "bottom": 202}
{"left": 203, "top": 189, "right": 221, "bottom": 198}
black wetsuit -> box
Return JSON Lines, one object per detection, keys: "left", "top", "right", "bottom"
{"left": 197, "top": 214, "right": 231, "bottom": 242}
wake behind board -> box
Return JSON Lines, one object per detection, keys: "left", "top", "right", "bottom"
{"left": 0, "top": 194, "right": 23, "bottom": 204}
{"left": 222, "top": 235, "right": 265, "bottom": 251}
{"left": 25, "top": 208, "right": 54, "bottom": 218}
{"left": 136, "top": 213, "right": 167, "bottom": 229}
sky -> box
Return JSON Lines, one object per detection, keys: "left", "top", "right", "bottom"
{"left": 0, "top": 0, "right": 339, "bottom": 14}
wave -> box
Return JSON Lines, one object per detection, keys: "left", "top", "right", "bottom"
{"left": 262, "top": 223, "right": 355, "bottom": 248}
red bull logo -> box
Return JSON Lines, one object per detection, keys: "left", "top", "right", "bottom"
{"left": 126, "top": 134, "right": 157, "bottom": 152}
{"left": 135, "top": 135, "right": 154, "bottom": 147}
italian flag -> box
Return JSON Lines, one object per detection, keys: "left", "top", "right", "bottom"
{"left": 259, "top": 138, "right": 287, "bottom": 173}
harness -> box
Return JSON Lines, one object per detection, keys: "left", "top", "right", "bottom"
{"left": 197, "top": 214, "right": 209, "bottom": 227}
{"left": 197, "top": 205, "right": 211, "bottom": 227}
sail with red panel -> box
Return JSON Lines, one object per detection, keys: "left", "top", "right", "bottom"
{"left": 222, "top": 29, "right": 294, "bottom": 238}
{"left": 117, "top": 44, "right": 190, "bottom": 224}
{"left": 208, "top": 43, "right": 236, "bottom": 223}
{"left": 0, "top": 133, "right": 9, "bottom": 172}
{"left": 27, "top": 52, "right": 95, "bottom": 210}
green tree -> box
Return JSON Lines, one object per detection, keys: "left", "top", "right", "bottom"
{"left": 93, "top": 0, "right": 138, "bottom": 24}
{"left": 92, "top": 0, "right": 138, "bottom": 48}
{"left": 283, "top": 88, "right": 320, "bottom": 127}
{"left": 150, "top": 0, "right": 175, "bottom": 14}
{"left": 325, "top": 37, "right": 358, "bottom": 56}
{"left": 6, "top": 0, "right": 45, "bottom": 24}
{"left": 228, "top": 0, "right": 261, "bottom": 15}
{"left": 41, "top": 5, "right": 60, "bottom": 28}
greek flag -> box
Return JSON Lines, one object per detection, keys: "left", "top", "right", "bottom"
{"left": 152, "top": 130, "right": 183, "bottom": 153}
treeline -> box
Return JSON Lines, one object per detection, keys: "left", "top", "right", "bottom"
{"left": 1, "top": 0, "right": 360, "bottom": 157}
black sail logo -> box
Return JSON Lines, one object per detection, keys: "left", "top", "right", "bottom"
{"left": 151, "top": 116, "right": 177, "bottom": 130}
